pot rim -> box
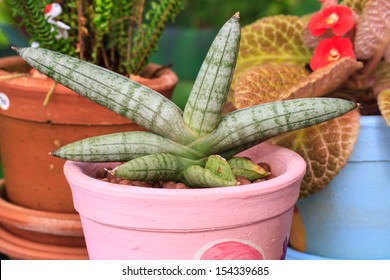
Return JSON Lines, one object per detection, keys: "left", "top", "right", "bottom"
{"left": 0, "top": 180, "right": 83, "bottom": 236}
{"left": 64, "top": 142, "right": 306, "bottom": 200}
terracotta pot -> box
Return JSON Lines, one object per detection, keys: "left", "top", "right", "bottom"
{"left": 0, "top": 179, "right": 88, "bottom": 259}
{"left": 0, "top": 55, "right": 178, "bottom": 259}
{"left": 0, "top": 56, "right": 178, "bottom": 213}
{"left": 64, "top": 143, "right": 306, "bottom": 260}
{"left": 289, "top": 116, "right": 390, "bottom": 259}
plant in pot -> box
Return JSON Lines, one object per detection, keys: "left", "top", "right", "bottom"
{"left": 0, "top": 0, "right": 183, "bottom": 259}
{"left": 14, "top": 12, "right": 357, "bottom": 260}
{"left": 229, "top": 0, "right": 390, "bottom": 259}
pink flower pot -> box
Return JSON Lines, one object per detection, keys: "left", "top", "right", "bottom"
{"left": 64, "top": 143, "right": 306, "bottom": 260}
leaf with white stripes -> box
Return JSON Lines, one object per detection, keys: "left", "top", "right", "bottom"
{"left": 113, "top": 153, "right": 205, "bottom": 181}
{"left": 14, "top": 47, "right": 196, "bottom": 145}
{"left": 183, "top": 13, "right": 241, "bottom": 137}
{"left": 51, "top": 131, "right": 206, "bottom": 162}
{"left": 191, "top": 98, "right": 357, "bottom": 155}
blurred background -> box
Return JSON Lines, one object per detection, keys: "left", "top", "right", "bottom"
{"left": 0, "top": 0, "right": 320, "bottom": 108}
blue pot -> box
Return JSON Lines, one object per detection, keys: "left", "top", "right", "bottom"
{"left": 289, "top": 116, "right": 390, "bottom": 259}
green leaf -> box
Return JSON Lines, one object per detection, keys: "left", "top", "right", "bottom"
{"left": 228, "top": 157, "right": 269, "bottom": 181}
{"left": 378, "top": 89, "right": 390, "bottom": 125}
{"left": 191, "top": 98, "right": 357, "bottom": 155}
{"left": 268, "top": 110, "right": 360, "bottom": 198}
{"left": 52, "top": 131, "right": 205, "bottom": 162}
{"left": 113, "top": 153, "right": 204, "bottom": 181}
{"left": 354, "top": 0, "right": 390, "bottom": 60}
{"left": 232, "top": 15, "right": 312, "bottom": 90}
{"left": 15, "top": 47, "right": 196, "bottom": 145}
{"left": 205, "top": 155, "right": 236, "bottom": 182}
{"left": 183, "top": 13, "right": 241, "bottom": 137}
{"left": 182, "top": 165, "right": 237, "bottom": 188}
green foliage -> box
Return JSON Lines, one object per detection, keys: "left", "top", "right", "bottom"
{"left": 6, "top": 0, "right": 184, "bottom": 75}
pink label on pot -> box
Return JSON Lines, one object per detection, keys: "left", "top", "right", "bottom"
{"left": 195, "top": 239, "right": 265, "bottom": 260}
{"left": 0, "top": 93, "right": 10, "bottom": 110}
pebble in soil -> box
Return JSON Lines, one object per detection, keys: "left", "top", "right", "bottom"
{"left": 96, "top": 162, "right": 273, "bottom": 189}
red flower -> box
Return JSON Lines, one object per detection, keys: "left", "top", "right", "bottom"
{"left": 310, "top": 37, "right": 355, "bottom": 70}
{"left": 308, "top": 5, "right": 355, "bottom": 36}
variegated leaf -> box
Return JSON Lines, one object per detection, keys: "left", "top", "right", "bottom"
{"left": 354, "top": 0, "right": 390, "bottom": 60}
{"left": 232, "top": 15, "right": 312, "bottom": 90}
{"left": 378, "top": 89, "right": 390, "bottom": 125}
{"left": 183, "top": 13, "right": 241, "bottom": 137}
{"left": 233, "top": 64, "right": 310, "bottom": 109}
{"left": 268, "top": 110, "right": 360, "bottom": 198}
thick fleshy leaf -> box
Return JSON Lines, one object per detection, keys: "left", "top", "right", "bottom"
{"left": 267, "top": 110, "right": 360, "bottom": 198}
{"left": 378, "top": 90, "right": 390, "bottom": 125}
{"left": 342, "top": 0, "right": 369, "bottom": 14}
{"left": 233, "top": 58, "right": 363, "bottom": 109}
{"left": 354, "top": 0, "right": 390, "bottom": 60}
{"left": 233, "top": 64, "right": 310, "bottom": 108}
{"left": 373, "top": 62, "right": 390, "bottom": 95}
{"left": 232, "top": 15, "right": 312, "bottom": 90}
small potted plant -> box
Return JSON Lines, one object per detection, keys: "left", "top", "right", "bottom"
{"left": 229, "top": 0, "right": 390, "bottom": 259}
{"left": 0, "top": 0, "right": 183, "bottom": 259}
{"left": 15, "top": 12, "right": 356, "bottom": 260}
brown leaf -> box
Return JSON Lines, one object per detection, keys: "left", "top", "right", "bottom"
{"left": 233, "top": 64, "right": 310, "bottom": 109}
{"left": 342, "top": 0, "right": 369, "bottom": 14}
{"left": 233, "top": 58, "right": 363, "bottom": 109}
{"left": 232, "top": 15, "right": 312, "bottom": 91}
{"left": 385, "top": 45, "right": 390, "bottom": 62}
{"left": 373, "top": 61, "right": 390, "bottom": 94}
{"left": 267, "top": 110, "right": 360, "bottom": 198}
{"left": 289, "top": 58, "right": 364, "bottom": 99}
{"left": 378, "top": 89, "right": 390, "bottom": 125}
{"left": 354, "top": 0, "right": 390, "bottom": 60}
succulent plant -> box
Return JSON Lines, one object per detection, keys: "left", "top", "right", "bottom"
{"left": 230, "top": 0, "right": 390, "bottom": 196}
{"left": 6, "top": 0, "right": 184, "bottom": 75}
{"left": 14, "top": 13, "right": 357, "bottom": 188}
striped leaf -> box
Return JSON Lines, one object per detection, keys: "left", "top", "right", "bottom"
{"left": 113, "top": 153, "right": 204, "bottom": 181}
{"left": 15, "top": 47, "right": 196, "bottom": 144}
{"left": 182, "top": 165, "right": 237, "bottom": 188}
{"left": 190, "top": 98, "right": 357, "bottom": 155}
{"left": 51, "top": 131, "right": 206, "bottom": 162}
{"left": 183, "top": 13, "right": 241, "bottom": 137}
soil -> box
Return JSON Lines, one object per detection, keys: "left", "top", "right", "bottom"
{"left": 96, "top": 162, "right": 274, "bottom": 189}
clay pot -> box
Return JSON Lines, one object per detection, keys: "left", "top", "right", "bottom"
{"left": 0, "top": 56, "right": 178, "bottom": 259}
{"left": 288, "top": 116, "right": 390, "bottom": 259}
{"left": 0, "top": 179, "right": 88, "bottom": 259}
{"left": 0, "top": 56, "right": 178, "bottom": 213}
{"left": 64, "top": 143, "right": 306, "bottom": 260}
